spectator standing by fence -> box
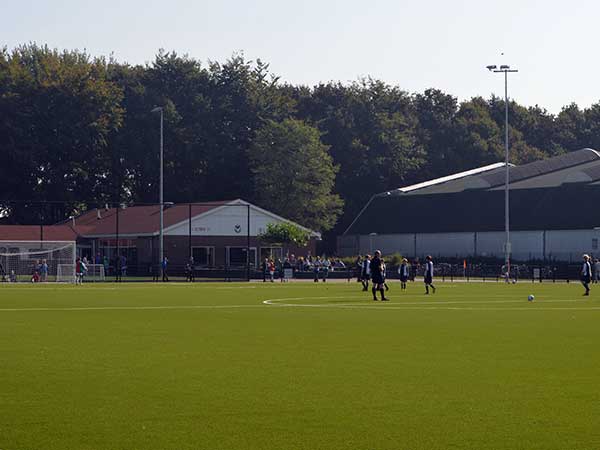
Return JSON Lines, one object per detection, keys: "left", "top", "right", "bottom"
{"left": 262, "top": 258, "right": 269, "bottom": 282}
{"left": 162, "top": 256, "right": 169, "bottom": 282}
{"left": 40, "top": 259, "right": 48, "bottom": 282}
{"left": 313, "top": 257, "right": 321, "bottom": 282}
{"left": 321, "top": 257, "right": 331, "bottom": 282}
{"left": 268, "top": 259, "right": 275, "bottom": 282}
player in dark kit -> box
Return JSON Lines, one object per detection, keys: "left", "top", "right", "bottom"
{"left": 581, "top": 254, "right": 592, "bottom": 296}
{"left": 370, "top": 250, "right": 388, "bottom": 301}
{"left": 424, "top": 255, "right": 436, "bottom": 294}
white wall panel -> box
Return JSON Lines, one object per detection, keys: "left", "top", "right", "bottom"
{"left": 416, "top": 233, "right": 475, "bottom": 258}
{"left": 476, "top": 231, "right": 544, "bottom": 260}
{"left": 546, "top": 230, "right": 600, "bottom": 262}
{"left": 357, "top": 234, "right": 415, "bottom": 256}
{"left": 167, "top": 206, "right": 282, "bottom": 237}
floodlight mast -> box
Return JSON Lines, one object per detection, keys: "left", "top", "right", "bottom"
{"left": 151, "top": 106, "right": 164, "bottom": 276}
{"left": 369, "top": 232, "right": 377, "bottom": 254}
{"left": 487, "top": 64, "right": 518, "bottom": 276}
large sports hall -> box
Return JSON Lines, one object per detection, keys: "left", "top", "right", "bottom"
{"left": 339, "top": 148, "right": 600, "bottom": 262}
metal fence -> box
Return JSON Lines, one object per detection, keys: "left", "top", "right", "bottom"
{"left": 66, "top": 261, "right": 596, "bottom": 283}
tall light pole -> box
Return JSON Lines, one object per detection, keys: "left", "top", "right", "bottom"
{"left": 369, "top": 233, "right": 377, "bottom": 254}
{"left": 151, "top": 107, "right": 164, "bottom": 275}
{"left": 487, "top": 64, "right": 518, "bottom": 275}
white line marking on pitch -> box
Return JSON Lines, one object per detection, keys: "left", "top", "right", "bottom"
{"left": 262, "top": 297, "right": 581, "bottom": 306}
{"left": 0, "top": 304, "right": 264, "bottom": 312}
{"left": 262, "top": 296, "right": 599, "bottom": 311}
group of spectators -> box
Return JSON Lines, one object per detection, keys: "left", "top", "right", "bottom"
{"left": 29, "top": 259, "right": 49, "bottom": 283}
{"left": 261, "top": 254, "right": 348, "bottom": 282}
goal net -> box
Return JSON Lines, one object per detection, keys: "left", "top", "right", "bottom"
{"left": 0, "top": 241, "right": 76, "bottom": 283}
{"left": 57, "top": 264, "right": 105, "bottom": 283}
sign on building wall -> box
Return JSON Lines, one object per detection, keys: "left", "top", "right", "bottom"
{"left": 167, "top": 206, "right": 284, "bottom": 237}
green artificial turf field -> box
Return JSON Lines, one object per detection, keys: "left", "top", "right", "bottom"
{"left": 1, "top": 280, "right": 599, "bottom": 450}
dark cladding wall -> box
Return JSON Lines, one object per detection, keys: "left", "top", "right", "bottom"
{"left": 347, "top": 185, "right": 600, "bottom": 235}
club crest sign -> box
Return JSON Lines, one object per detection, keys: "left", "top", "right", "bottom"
{"left": 234, "top": 224, "right": 242, "bottom": 234}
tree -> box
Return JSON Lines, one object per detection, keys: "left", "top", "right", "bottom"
{"left": 413, "top": 88, "right": 459, "bottom": 179}
{"left": 293, "top": 79, "right": 425, "bottom": 246}
{"left": 248, "top": 119, "right": 343, "bottom": 232}
{"left": 451, "top": 97, "right": 504, "bottom": 169}
{"left": 0, "top": 44, "right": 123, "bottom": 223}
{"left": 258, "top": 222, "right": 310, "bottom": 247}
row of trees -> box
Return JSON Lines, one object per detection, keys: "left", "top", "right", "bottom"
{"left": 2, "top": 44, "right": 600, "bottom": 249}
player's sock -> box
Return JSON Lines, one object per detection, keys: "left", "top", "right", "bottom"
{"left": 372, "top": 287, "right": 377, "bottom": 300}
{"left": 380, "top": 288, "right": 387, "bottom": 300}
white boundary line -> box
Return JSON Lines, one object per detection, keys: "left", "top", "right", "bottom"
{"left": 262, "top": 296, "right": 600, "bottom": 311}
{"left": 0, "top": 284, "right": 259, "bottom": 291}
{"left": 0, "top": 296, "right": 596, "bottom": 313}
{"left": 0, "top": 304, "right": 264, "bottom": 312}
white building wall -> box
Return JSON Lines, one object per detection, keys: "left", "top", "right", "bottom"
{"left": 416, "top": 232, "right": 475, "bottom": 258}
{"left": 476, "top": 231, "right": 544, "bottom": 261}
{"left": 342, "top": 229, "right": 600, "bottom": 261}
{"left": 167, "top": 206, "right": 286, "bottom": 237}
{"left": 545, "top": 230, "right": 600, "bottom": 262}
{"left": 357, "top": 234, "right": 414, "bottom": 256}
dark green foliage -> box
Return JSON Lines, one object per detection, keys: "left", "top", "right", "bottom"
{"left": 0, "top": 45, "right": 123, "bottom": 222}
{"left": 249, "top": 119, "right": 343, "bottom": 231}
{"left": 258, "top": 222, "right": 310, "bottom": 246}
{"left": 3, "top": 44, "right": 600, "bottom": 240}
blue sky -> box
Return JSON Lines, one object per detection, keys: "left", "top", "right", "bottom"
{"left": 4, "top": 0, "right": 599, "bottom": 113}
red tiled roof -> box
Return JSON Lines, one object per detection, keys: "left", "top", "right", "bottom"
{"left": 0, "top": 200, "right": 283, "bottom": 241}
{"left": 0, "top": 225, "right": 78, "bottom": 241}
{"left": 69, "top": 201, "right": 230, "bottom": 236}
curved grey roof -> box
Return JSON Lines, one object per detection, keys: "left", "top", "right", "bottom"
{"left": 346, "top": 148, "right": 600, "bottom": 235}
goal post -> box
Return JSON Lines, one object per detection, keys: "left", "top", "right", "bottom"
{"left": 0, "top": 241, "right": 76, "bottom": 283}
{"left": 57, "top": 264, "right": 105, "bottom": 283}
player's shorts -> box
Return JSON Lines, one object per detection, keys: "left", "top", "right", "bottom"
{"left": 371, "top": 273, "right": 384, "bottom": 285}
{"left": 424, "top": 275, "right": 433, "bottom": 284}
{"left": 399, "top": 275, "right": 408, "bottom": 282}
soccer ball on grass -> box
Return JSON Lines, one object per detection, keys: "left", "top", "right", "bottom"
{"left": 527, "top": 294, "right": 535, "bottom": 302}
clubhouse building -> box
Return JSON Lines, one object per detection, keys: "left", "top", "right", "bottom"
{"left": 0, "top": 199, "right": 319, "bottom": 271}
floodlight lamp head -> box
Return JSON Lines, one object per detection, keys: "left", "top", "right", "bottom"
{"left": 486, "top": 65, "right": 497, "bottom": 71}
{"left": 151, "top": 106, "right": 163, "bottom": 114}
{"left": 500, "top": 65, "right": 510, "bottom": 70}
